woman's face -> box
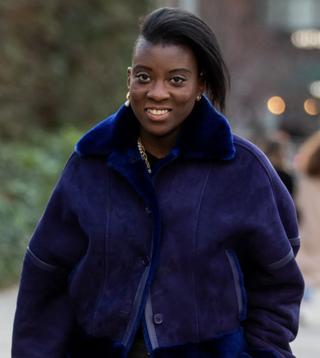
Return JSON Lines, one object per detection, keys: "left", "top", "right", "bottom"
{"left": 127, "top": 39, "right": 204, "bottom": 140}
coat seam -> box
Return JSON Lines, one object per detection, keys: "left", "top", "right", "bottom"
{"left": 93, "top": 161, "right": 109, "bottom": 336}
{"left": 233, "top": 138, "right": 277, "bottom": 200}
{"left": 233, "top": 137, "right": 295, "bottom": 261}
{"left": 193, "top": 162, "right": 213, "bottom": 339}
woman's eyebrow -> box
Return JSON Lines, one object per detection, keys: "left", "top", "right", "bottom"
{"left": 133, "top": 65, "right": 192, "bottom": 74}
{"left": 133, "top": 64, "right": 153, "bottom": 71}
{"left": 169, "top": 68, "right": 192, "bottom": 73}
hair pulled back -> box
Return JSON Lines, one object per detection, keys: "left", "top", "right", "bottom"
{"left": 135, "top": 7, "right": 230, "bottom": 113}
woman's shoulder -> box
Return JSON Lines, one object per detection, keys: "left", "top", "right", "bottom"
{"left": 233, "top": 134, "right": 265, "bottom": 158}
{"left": 57, "top": 151, "right": 109, "bottom": 185}
{"left": 230, "top": 134, "right": 289, "bottom": 196}
{"left": 232, "top": 134, "right": 274, "bottom": 170}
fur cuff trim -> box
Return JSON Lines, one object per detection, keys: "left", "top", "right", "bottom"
{"left": 153, "top": 327, "right": 246, "bottom": 358}
{"left": 244, "top": 346, "right": 279, "bottom": 358}
{"left": 65, "top": 322, "right": 124, "bottom": 358}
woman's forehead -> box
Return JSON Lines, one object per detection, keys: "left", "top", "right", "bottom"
{"left": 134, "top": 37, "right": 191, "bottom": 57}
{"left": 133, "top": 38, "right": 195, "bottom": 64}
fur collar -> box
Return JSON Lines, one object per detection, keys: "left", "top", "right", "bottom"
{"left": 75, "top": 95, "right": 235, "bottom": 161}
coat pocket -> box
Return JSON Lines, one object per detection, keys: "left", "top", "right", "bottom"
{"left": 226, "top": 249, "right": 247, "bottom": 321}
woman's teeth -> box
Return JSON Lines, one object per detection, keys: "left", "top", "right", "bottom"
{"left": 147, "top": 109, "right": 169, "bottom": 115}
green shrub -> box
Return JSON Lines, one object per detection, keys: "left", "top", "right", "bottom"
{"left": 0, "top": 0, "right": 153, "bottom": 138}
{"left": 0, "top": 126, "right": 83, "bottom": 287}
{"left": 0, "top": 0, "right": 154, "bottom": 287}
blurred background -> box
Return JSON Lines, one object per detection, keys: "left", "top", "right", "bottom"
{"left": 1, "top": 0, "right": 320, "bottom": 356}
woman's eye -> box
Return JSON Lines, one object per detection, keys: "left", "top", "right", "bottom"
{"left": 170, "top": 77, "right": 185, "bottom": 84}
{"left": 137, "top": 74, "right": 150, "bottom": 82}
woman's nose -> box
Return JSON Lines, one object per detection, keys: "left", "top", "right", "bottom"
{"left": 147, "top": 82, "right": 170, "bottom": 101}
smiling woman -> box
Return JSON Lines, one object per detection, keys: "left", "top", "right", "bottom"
{"left": 128, "top": 41, "right": 203, "bottom": 157}
{"left": 12, "top": 7, "right": 304, "bottom": 358}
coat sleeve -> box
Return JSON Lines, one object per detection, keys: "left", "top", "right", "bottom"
{"left": 237, "top": 152, "right": 304, "bottom": 358}
{"left": 12, "top": 153, "right": 89, "bottom": 358}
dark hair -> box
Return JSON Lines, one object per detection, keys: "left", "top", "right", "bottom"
{"left": 308, "top": 145, "right": 320, "bottom": 176}
{"left": 134, "top": 7, "right": 230, "bottom": 113}
{"left": 263, "top": 139, "right": 285, "bottom": 170}
{"left": 299, "top": 130, "right": 320, "bottom": 176}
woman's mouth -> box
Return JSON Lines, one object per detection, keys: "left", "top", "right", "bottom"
{"left": 147, "top": 109, "right": 170, "bottom": 115}
{"left": 146, "top": 108, "right": 171, "bottom": 121}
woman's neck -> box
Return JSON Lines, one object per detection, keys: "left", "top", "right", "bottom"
{"left": 139, "top": 127, "right": 180, "bottom": 159}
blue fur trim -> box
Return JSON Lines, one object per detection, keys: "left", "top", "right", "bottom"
{"left": 75, "top": 96, "right": 235, "bottom": 161}
{"left": 245, "top": 346, "right": 279, "bottom": 358}
{"left": 153, "top": 327, "right": 247, "bottom": 358}
{"left": 141, "top": 315, "right": 153, "bottom": 355}
{"left": 174, "top": 96, "right": 235, "bottom": 160}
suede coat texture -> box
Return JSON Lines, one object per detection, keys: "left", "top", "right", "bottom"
{"left": 12, "top": 97, "right": 304, "bottom": 358}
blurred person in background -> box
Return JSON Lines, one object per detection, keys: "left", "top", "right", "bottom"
{"left": 262, "top": 131, "right": 295, "bottom": 197}
{"left": 294, "top": 130, "right": 320, "bottom": 321}
{"left": 12, "top": 7, "right": 304, "bottom": 358}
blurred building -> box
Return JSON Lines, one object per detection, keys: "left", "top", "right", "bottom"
{"left": 156, "top": 0, "right": 320, "bottom": 141}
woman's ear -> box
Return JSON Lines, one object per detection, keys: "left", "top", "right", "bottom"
{"left": 198, "top": 73, "right": 205, "bottom": 95}
{"left": 127, "top": 67, "right": 132, "bottom": 89}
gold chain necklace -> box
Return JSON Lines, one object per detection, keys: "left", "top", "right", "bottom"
{"left": 137, "top": 138, "right": 152, "bottom": 173}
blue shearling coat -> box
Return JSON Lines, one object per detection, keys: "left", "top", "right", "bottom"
{"left": 12, "top": 96, "right": 304, "bottom": 358}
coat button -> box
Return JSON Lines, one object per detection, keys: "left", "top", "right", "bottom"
{"left": 154, "top": 314, "right": 163, "bottom": 324}
{"left": 142, "top": 256, "right": 150, "bottom": 266}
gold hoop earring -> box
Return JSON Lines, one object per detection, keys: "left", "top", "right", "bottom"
{"left": 125, "top": 91, "right": 131, "bottom": 107}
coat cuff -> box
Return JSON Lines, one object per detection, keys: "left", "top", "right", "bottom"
{"left": 242, "top": 346, "right": 279, "bottom": 358}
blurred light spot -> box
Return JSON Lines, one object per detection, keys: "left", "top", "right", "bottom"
{"left": 304, "top": 99, "right": 320, "bottom": 115}
{"left": 267, "top": 96, "right": 285, "bottom": 115}
{"left": 309, "top": 81, "right": 320, "bottom": 98}
{"left": 291, "top": 29, "right": 320, "bottom": 49}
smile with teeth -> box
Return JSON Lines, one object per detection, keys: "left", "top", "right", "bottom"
{"left": 147, "top": 109, "right": 170, "bottom": 115}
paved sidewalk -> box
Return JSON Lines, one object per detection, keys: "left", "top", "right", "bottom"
{"left": 0, "top": 285, "right": 18, "bottom": 358}
{"left": 1, "top": 286, "right": 320, "bottom": 357}
{"left": 291, "top": 288, "right": 320, "bottom": 357}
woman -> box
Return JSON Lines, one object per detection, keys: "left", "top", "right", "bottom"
{"left": 295, "top": 131, "right": 320, "bottom": 299}
{"left": 12, "top": 7, "right": 304, "bottom": 358}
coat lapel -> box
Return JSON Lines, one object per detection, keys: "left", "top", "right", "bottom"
{"left": 75, "top": 95, "right": 235, "bottom": 161}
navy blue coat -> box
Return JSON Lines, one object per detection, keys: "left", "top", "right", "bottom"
{"left": 12, "top": 97, "right": 304, "bottom": 358}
